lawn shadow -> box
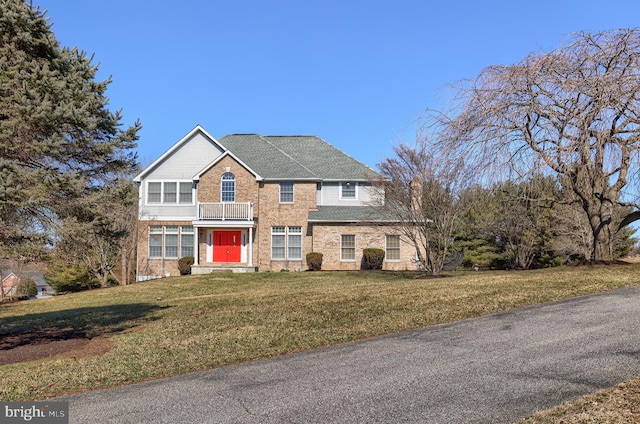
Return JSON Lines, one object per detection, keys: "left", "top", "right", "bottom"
{"left": 0, "top": 303, "right": 164, "bottom": 351}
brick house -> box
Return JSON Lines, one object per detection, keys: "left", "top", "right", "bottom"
{"left": 134, "top": 126, "right": 419, "bottom": 280}
{"left": 1, "top": 271, "right": 20, "bottom": 298}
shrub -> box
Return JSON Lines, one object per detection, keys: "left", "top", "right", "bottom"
{"left": 44, "top": 265, "right": 99, "bottom": 293}
{"left": 178, "top": 256, "right": 194, "bottom": 275}
{"left": 16, "top": 278, "right": 37, "bottom": 297}
{"left": 363, "top": 248, "right": 385, "bottom": 270}
{"left": 306, "top": 252, "right": 323, "bottom": 271}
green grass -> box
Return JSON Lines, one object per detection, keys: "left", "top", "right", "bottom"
{"left": 1, "top": 265, "right": 640, "bottom": 404}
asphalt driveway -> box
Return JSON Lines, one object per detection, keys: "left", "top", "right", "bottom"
{"left": 60, "top": 285, "right": 640, "bottom": 423}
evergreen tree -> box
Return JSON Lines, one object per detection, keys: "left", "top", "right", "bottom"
{"left": 0, "top": 0, "right": 140, "bottom": 259}
{"left": 456, "top": 185, "right": 501, "bottom": 269}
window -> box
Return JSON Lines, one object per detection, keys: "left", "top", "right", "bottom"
{"left": 287, "top": 226, "right": 302, "bottom": 259}
{"left": 271, "top": 226, "right": 303, "bottom": 260}
{"left": 340, "top": 182, "right": 356, "bottom": 199}
{"left": 147, "top": 181, "right": 193, "bottom": 204}
{"left": 271, "top": 226, "right": 286, "bottom": 259}
{"left": 149, "top": 226, "right": 163, "bottom": 257}
{"left": 280, "top": 182, "right": 294, "bottom": 203}
{"left": 181, "top": 226, "right": 194, "bottom": 257}
{"left": 148, "top": 226, "right": 194, "bottom": 259}
{"left": 164, "top": 182, "right": 177, "bottom": 203}
{"left": 221, "top": 173, "right": 235, "bottom": 202}
{"left": 179, "top": 182, "right": 193, "bottom": 203}
{"left": 386, "top": 235, "right": 401, "bottom": 261}
{"left": 341, "top": 235, "right": 356, "bottom": 261}
{"left": 164, "top": 226, "right": 179, "bottom": 258}
{"left": 148, "top": 182, "right": 161, "bottom": 203}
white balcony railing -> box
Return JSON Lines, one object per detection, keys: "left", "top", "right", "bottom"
{"left": 198, "top": 202, "right": 253, "bottom": 221}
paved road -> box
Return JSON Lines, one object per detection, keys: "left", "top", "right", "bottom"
{"left": 60, "top": 285, "right": 640, "bottom": 423}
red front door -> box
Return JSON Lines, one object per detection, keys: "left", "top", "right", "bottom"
{"left": 213, "top": 231, "right": 241, "bottom": 263}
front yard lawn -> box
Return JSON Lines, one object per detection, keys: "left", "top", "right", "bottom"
{"left": 1, "top": 265, "right": 639, "bottom": 414}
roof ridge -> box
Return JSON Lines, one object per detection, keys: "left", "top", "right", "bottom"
{"left": 259, "top": 135, "right": 319, "bottom": 178}
{"left": 263, "top": 135, "right": 317, "bottom": 138}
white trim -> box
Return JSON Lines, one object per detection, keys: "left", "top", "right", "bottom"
{"left": 206, "top": 230, "right": 213, "bottom": 262}
{"left": 192, "top": 151, "right": 264, "bottom": 182}
{"left": 248, "top": 227, "right": 253, "bottom": 266}
{"left": 339, "top": 182, "right": 358, "bottom": 201}
{"left": 148, "top": 225, "right": 194, "bottom": 260}
{"left": 385, "top": 234, "right": 401, "bottom": 262}
{"left": 340, "top": 234, "right": 356, "bottom": 261}
{"left": 221, "top": 172, "right": 236, "bottom": 202}
{"left": 193, "top": 228, "right": 199, "bottom": 265}
{"left": 144, "top": 180, "right": 195, "bottom": 206}
{"left": 270, "top": 226, "right": 303, "bottom": 260}
{"left": 192, "top": 220, "right": 254, "bottom": 228}
{"left": 322, "top": 178, "right": 370, "bottom": 183}
{"left": 139, "top": 216, "right": 197, "bottom": 221}
{"left": 241, "top": 231, "right": 247, "bottom": 263}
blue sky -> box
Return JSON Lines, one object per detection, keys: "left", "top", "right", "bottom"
{"left": 34, "top": 0, "right": 640, "bottom": 170}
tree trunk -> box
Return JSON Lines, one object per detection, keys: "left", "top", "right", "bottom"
{"left": 587, "top": 201, "right": 615, "bottom": 262}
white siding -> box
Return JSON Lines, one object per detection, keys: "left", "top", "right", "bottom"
{"left": 138, "top": 132, "right": 223, "bottom": 220}
{"left": 139, "top": 204, "right": 197, "bottom": 220}
{"left": 318, "top": 182, "right": 374, "bottom": 206}
{"left": 145, "top": 132, "right": 224, "bottom": 179}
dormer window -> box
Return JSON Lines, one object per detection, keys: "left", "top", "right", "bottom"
{"left": 340, "top": 182, "right": 357, "bottom": 200}
{"left": 221, "top": 172, "right": 235, "bottom": 202}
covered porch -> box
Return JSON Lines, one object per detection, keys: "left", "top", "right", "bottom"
{"left": 192, "top": 202, "right": 257, "bottom": 273}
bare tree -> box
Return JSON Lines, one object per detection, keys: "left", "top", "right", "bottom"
{"left": 434, "top": 29, "right": 640, "bottom": 261}
{"left": 373, "top": 138, "right": 469, "bottom": 275}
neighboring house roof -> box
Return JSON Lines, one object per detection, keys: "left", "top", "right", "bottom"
{"left": 1, "top": 271, "right": 18, "bottom": 283}
{"left": 1, "top": 271, "right": 20, "bottom": 295}
{"left": 308, "top": 206, "right": 397, "bottom": 223}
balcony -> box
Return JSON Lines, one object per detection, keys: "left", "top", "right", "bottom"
{"left": 198, "top": 202, "right": 253, "bottom": 221}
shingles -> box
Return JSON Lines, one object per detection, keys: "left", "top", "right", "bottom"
{"left": 218, "top": 134, "right": 379, "bottom": 181}
{"left": 308, "top": 206, "right": 395, "bottom": 222}
{"left": 218, "top": 134, "right": 315, "bottom": 179}
{"left": 264, "top": 136, "right": 378, "bottom": 181}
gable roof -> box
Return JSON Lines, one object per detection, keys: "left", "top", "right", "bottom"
{"left": 1, "top": 271, "right": 18, "bottom": 283}
{"left": 192, "top": 151, "right": 264, "bottom": 181}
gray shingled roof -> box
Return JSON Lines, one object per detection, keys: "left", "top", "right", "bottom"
{"left": 308, "top": 206, "right": 397, "bottom": 223}
{"left": 218, "top": 134, "right": 378, "bottom": 181}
